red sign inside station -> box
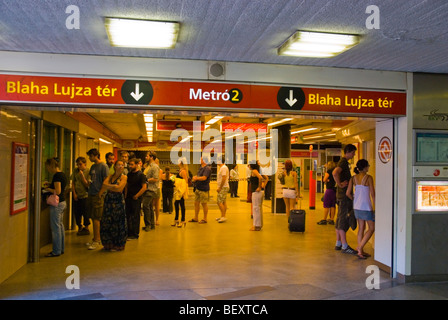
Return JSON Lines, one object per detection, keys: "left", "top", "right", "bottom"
{"left": 221, "top": 123, "right": 268, "bottom": 131}
{"left": 0, "top": 74, "right": 407, "bottom": 116}
{"left": 156, "top": 120, "right": 205, "bottom": 131}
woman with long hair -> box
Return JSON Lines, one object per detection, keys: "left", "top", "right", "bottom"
{"left": 280, "top": 159, "right": 299, "bottom": 220}
{"left": 318, "top": 161, "right": 337, "bottom": 225}
{"left": 346, "top": 159, "right": 375, "bottom": 259}
{"left": 98, "top": 160, "right": 128, "bottom": 251}
{"left": 172, "top": 158, "right": 189, "bottom": 227}
{"left": 43, "top": 157, "right": 67, "bottom": 257}
{"left": 249, "top": 162, "right": 264, "bottom": 231}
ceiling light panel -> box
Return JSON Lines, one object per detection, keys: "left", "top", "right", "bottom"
{"left": 206, "top": 116, "right": 224, "bottom": 125}
{"left": 291, "top": 127, "right": 318, "bottom": 135}
{"left": 278, "top": 31, "right": 360, "bottom": 58}
{"left": 105, "top": 18, "right": 180, "bottom": 49}
{"left": 268, "top": 118, "right": 293, "bottom": 127}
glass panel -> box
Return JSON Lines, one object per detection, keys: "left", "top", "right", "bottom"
{"left": 42, "top": 123, "right": 58, "bottom": 185}
{"left": 416, "top": 132, "right": 448, "bottom": 163}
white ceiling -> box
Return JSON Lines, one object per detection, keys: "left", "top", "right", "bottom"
{"left": 1, "top": 0, "right": 448, "bottom": 73}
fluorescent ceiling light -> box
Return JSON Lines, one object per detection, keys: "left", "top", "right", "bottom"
{"left": 291, "top": 127, "right": 318, "bottom": 135}
{"left": 225, "top": 133, "right": 242, "bottom": 140}
{"left": 99, "top": 138, "right": 112, "bottom": 144}
{"left": 245, "top": 136, "right": 272, "bottom": 144}
{"left": 105, "top": 18, "right": 180, "bottom": 49}
{"left": 303, "top": 135, "right": 323, "bottom": 140}
{"left": 144, "top": 114, "right": 154, "bottom": 122}
{"left": 268, "top": 118, "right": 292, "bottom": 127}
{"left": 206, "top": 116, "right": 224, "bottom": 125}
{"left": 180, "top": 135, "right": 193, "bottom": 143}
{"left": 278, "top": 31, "right": 360, "bottom": 58}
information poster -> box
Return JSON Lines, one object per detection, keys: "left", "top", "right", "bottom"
{"left": 10, "top": 142, "right": 29, "bottom": 215}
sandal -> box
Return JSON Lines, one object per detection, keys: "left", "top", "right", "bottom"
{"left": 45, "top": 252, "right": 60, "bottom": 257}
{"left": 357, "top": 253, "right": 367, "bottom": 260}
{"left": 188, "top": 219, "right": 198, "bottom": 222}
{"left": 362, "top": 252, "right": 371, "bottom": 257}
{"left": 199, "top": 219, "right": 207, "bottom": 224}
{"left": 356, "top": 248, "right": 371, "bottom": 258}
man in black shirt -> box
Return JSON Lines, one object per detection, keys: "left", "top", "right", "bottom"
{"left": 191, "top": 156, "right": 212, "bottom": 223}
{"left": 125, "top": 158, "right": 147, "bottom": 239}
{"left": 333, "top": 144, "right": 357, "bottom": 255}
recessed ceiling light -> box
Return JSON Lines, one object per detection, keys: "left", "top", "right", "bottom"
{"left": 268, "top": 118, "right": 293, "bottom": 126}
{"left": 206, "top": 116, "right": 224, "bottom": 125}
{"left": 278, "top": 31, "right": 360, "bottom": 58}
{"left": 291, "top": 127, "right": 318, "bottom": 135}
{"left": 144, "top": 114, "right": 154, "bottom": 121}
{"left": 105, "top": 18, "right": 180, "bottom": 49}
{"left": 180, "top": 135, "right": 193, "bottom": 143}
{"left": 99, "top": 138, "right": 112, "bottom": 144}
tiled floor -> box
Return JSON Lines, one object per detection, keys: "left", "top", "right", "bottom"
{"left": 1, "top": 188, "right": 448, "bottom": 301}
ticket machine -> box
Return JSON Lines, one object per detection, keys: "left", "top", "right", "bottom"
{"left": 413, "top": 130, "right": 448, "bottom": 213}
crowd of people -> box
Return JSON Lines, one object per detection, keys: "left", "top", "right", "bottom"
{"left": 42, "top": 145, "right": 375, "bottom": 260}
{"left": 42, "top": 149, "right": 267, "bottom": 256}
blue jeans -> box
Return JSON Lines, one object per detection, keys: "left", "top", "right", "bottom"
{"left": 142, "top": 190, "right": 157, "bottom": 228}
{"left": 49, "top": 201, "right": 66, "bottom": 255}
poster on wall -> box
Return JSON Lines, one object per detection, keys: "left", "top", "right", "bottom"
{"left": 10, "top": 142, "right": 29, "bottom": 215}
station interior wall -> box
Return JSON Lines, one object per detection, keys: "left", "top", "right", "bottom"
{"left": 0, "top": 52, "right": 413, "bottom": 284}
{"left": 0, "top": 108, "right": 30, "bottom": 284}
{"left": 0, "top": 106, "right": 385, "bottom": 284}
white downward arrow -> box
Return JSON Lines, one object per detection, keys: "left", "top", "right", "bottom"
{"left": 285, "top": 90, "right": 297, "bottom": 107}
{"left": 130, "top": 83, "right": 144, "bottom": 101}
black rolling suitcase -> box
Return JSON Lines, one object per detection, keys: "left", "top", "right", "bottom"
{"left": 288, "top": 196, "right": 305, "bottom": 232}
{"left": 289, "top": 209, "right": 306, "bottom": 232}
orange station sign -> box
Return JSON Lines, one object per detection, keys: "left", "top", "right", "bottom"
{"left": 0, "top": 74, "right": 406, "bottom": 116}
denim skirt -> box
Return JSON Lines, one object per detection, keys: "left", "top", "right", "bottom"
{"left": 354, "top": 209, "right": 375, "bottom": 221}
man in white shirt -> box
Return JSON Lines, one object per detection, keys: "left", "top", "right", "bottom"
{"left": 216, "top": 162, "right": 230, "bottom": 223}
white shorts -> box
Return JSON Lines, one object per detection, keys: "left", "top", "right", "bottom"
{"left": 282, "top": 189, "right": 296, "bottom": 199}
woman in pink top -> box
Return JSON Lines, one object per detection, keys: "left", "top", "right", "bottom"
{"left": 346, "top": 159, "right": 375, "bottom": 260}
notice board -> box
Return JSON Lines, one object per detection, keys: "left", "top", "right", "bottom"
{"left": 10, "top": 142, "right": 29, "bottom": 215}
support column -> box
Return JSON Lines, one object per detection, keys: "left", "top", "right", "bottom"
{"left": 32, "top": 119, "right": 43, "bottom": 262}
{"left": 272, "top": 124, "right": 290, "bottom": 213}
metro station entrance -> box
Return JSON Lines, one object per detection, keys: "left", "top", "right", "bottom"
{"left": 0, "top": 68, "right": 406, "bottom": 294}
{"left": 3, "top": 103, "right": 396, "bottom": 270}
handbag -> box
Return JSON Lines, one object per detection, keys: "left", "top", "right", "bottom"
{"left": 46, "top": 192, "right": 59, "bottom": 207}
{"left": 348, "top": 209, "right": 357, "bottom": 230}
{"left": 277, "top": 172, "right": 285, "bottom": 185}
